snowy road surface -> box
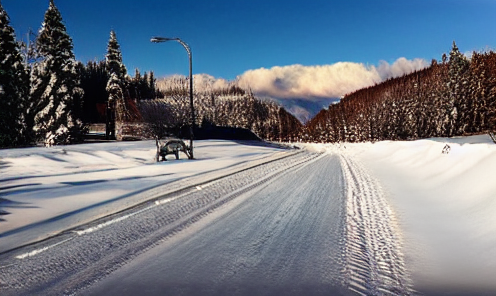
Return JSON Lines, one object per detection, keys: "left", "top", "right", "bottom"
{"left": 3, "top": 136, "right": 496, "bottom": 295}
{"left": 85, "top": 154, "right": 347, "bottom": 296}
{"left": 0, "top": 150, "right": 413, "bottom": 296}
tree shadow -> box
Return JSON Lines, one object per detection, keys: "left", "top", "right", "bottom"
{"left": 0, "top": 197, "right": 38, "bottom": 222}
{"left": 0, "top": 160, "right": 10, "bottom": 170}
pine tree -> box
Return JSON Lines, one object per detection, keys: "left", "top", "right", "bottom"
{"left": 0, "top": 2, "right": 29, "bottom": 147}
{"left": 446, "top": 41, "right": 469, "bottom": 136}
{"left": 148, "top": 71, "right": 156, "bottom": 99}
{"left": 80, "top": 61, "right": 109, "bottom": 123}
{"left": 105, "top": 30, "right": 127, "bottom": 140}
{"left": 106, "top": 30, "right": 126, "bottom": 79}
{"left": 30, "top": 0, "right": 85, "bottom": 146}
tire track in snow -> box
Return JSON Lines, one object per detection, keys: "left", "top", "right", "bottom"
{"left": 339, "top": 154, "right": 414, "bottom": 296}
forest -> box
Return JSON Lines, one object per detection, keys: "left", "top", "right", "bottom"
{"left": 2, "top": 1, "right": 495, "bottom": 149}
{"left": 304, "top": 43, "right": 496, "bottom": 143}
{"left": 0, "top": 1, "right": 301, "bottom": 148}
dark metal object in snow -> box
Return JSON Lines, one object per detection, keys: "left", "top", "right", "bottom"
{"left": 442, "top": 144, "right": 451, "bottom": 154}
{"left": 156, "top": 139, "right": 191, "bottom": 161}
{"left": 489, "top": 132, "right": 496, "bottom": 144}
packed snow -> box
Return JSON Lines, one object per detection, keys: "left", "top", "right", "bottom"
{"left": 329, "top": 134, "right": 496, "bottom": 294}
{"left": 1, "top": 135, "right": 496, "bottom": 295}
{"left": 0, "top": 140, "right": 292, "bottom": 252}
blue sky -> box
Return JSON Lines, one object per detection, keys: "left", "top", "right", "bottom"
{"left": 3, "top": 0, "right": 496, "bottom": 121}
{"left": 4, "top": 0, "right": 495, "bottom": 80}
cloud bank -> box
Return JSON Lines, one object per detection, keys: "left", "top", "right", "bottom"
{"left": 156, "top": 74, "right": 231, "bottom": 93}
{"left": 157, "top": 58, "right": 428, "bottom": 101}
{"left": 236, "top": 57, "right": 429, "bottom": 101}
{"left": 156, "top": 58, "right": 429, "bottom": 122}
{"left": 193, "top": 74, "right": 231, "bottom": 91}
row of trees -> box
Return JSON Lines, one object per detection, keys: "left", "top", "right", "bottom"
{"left": 1, "top": 0, "right": 301, "bottom": 148}
{"left": 79, "top": 61, "right": 157, "bottom": 123}
{"left": 12, "top": 3, "right": 490, "bottom": 147}
{"left": 305, "top": 42, "right": 496, "bottom": 143}
{"left": 0, "top": 1, "right": 159, "bottom": 147}
{"left": 140, "top": 78, "right": 302, "bottom": 142}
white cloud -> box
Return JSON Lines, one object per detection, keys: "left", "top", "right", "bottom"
{"left": 236, "top": 58, "right": 429, "bottom": 100}
{"left": 156, "top": 74, "right": 230, "bottom": 93}
{"left": 193, "top": 74, "right": 230, "bottom": 91}
{"left": 376, "top": 57, "right": 429, "bottom": 81}
{"left": 156, "top": 57, "right": 429, "bottom": 104}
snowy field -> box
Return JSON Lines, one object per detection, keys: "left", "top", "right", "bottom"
{"left": 312, "top": 134, "right": 496, "bottom": 295}
{"left": 0, "top": 140, "right": 293, "bottom": 252}
{"left": 352, "top": 135, "right": 496, "bottom": 295}
{"left": 1, "top": 135, "right": 496, "bottom": 295}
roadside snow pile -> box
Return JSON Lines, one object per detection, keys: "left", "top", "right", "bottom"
{"left": 0, "top": 140, "right": 289, "bottom": 252}
{"left": 349, "top": 135, "right": 496, "bottom": 294}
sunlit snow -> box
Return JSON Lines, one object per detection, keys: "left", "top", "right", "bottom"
{"left": 0, "top": 140, "right": 288, "bottom": 252}
{"left": 1, "top": 135, "right": 496, "bottom": 293}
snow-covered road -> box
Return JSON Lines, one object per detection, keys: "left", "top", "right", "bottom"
{"left": 3, "top": 136, "right": 496, "bottom": 295}
{"left": 85, "top": 153, "right": 346, "bottom": 296}
{"left": 0, "top": 150, "right": 412, "bottom": 296}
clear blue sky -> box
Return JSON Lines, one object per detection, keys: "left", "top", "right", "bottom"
{"left": 3, "top": 0, "right": 496, "bottom": 80}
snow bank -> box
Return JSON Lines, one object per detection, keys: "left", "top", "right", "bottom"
{"left": 0, "top": 140, "right": 289, "bottom": 252}
{"left": 343, "top": 135, "right": 496, "bottom": 293}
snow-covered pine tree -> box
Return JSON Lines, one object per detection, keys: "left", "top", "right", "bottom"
{"left": 467, "top": 52, "right": 484, "bottom": 133}
{"left": 106, "top": 30, "right": 127, "bottom": 78}
{"left": 30, "top": 0, "right": 85, "bottom": 146}
{"left": 0, "top": 2, "right": 29, "bottom": 147}
{"left": 105, "top": 30, "right": 127, "bottom": 140}
{"left": 106, "top": 72, "right": 124, "bottom": 138}
{"left": 446, "top": 41, "right": 469, "bottom": 136}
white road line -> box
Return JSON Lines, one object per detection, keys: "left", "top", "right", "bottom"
{"left": 16, "top": 237, "right": 75, "bottom": 259}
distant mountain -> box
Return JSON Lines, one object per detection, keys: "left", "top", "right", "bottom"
{"left": 155, "top": 75, "right": 339, "bottom": 123}
{"left": 262, "top": 98, "right": 340, "bottom": 123}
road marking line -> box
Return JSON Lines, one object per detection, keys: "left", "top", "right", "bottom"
{"left": 16, "top": 237, "right": 74, "bottom": 259}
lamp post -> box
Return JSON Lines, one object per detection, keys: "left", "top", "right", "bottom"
{"left": 151, "top": 37, "right": 194, "bottom": 159}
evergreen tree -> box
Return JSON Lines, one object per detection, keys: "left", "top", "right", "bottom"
{"left": 148, "top": 71, "right": 156, "bottom": 99}
{"left": 30, "top": 0, "right": 85, "bottom": 146}
{"left": 0, "top": 2, "right": 29, "bottom": 147}
{"left": 80, "top": 61, "right": 109, "bottom": 123}
{"left": 134, "top": 68, "right": 141, "bottom": 81}
{"left": 142, "top": 71, "right": 149, "bottom": 98}
{"left": 446, "top": 41, "right": 469, "bottom": 136}
{"left": 105, "top": 30, "right": 127, "bottom": 139}
{"left": 106, "top": 30, "right": 126, "bottom": 79}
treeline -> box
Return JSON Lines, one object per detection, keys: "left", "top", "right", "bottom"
{"left": 304, "top": 42, "right": 496, "bottom": 143}
{"left": 141, "top": 78, "right": 302, "bottom": 141}
{"left": 79, "top": 61, "right": 158, "bottom": 124}
{"left": 1, "top": 1, "right": 301, "bottom": 148}
{"left": 0, "top": 1, "right": 157, "bottom": 147}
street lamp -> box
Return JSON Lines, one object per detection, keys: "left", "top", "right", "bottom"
{"left": 151, "top": 37, "right": 195, "bottom": 159}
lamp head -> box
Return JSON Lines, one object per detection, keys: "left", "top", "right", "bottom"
{"left": 151, "top": 36, "right": 176, "bottom": 43}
